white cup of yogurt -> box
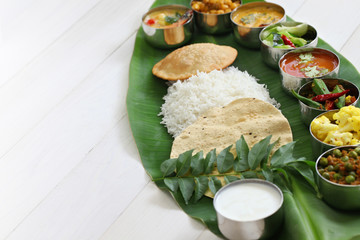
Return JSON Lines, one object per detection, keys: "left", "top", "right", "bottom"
{"left": 213, "top": 179, "right": 284, "bottom": 240}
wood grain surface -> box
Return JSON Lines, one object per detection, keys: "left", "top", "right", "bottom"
{"left": 0, "top": 0, "right": 359, "bottom": 239}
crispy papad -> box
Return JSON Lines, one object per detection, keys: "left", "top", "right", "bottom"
{"left": 152, "top": 43, "right": 237, "bottom": 81}
{"left": 170, "top": 98, "right": 293, "bottom": 197}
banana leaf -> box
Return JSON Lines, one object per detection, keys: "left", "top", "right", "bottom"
{"left": 127, "top": 0, "right": 360, "bottom": 239}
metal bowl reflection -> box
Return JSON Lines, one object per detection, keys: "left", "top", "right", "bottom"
{"left": 260, "top": 21, "right": 318, "bottom": 68}
{"left": 231, "top": 2, "right": 285, "bottom": 48}
{"left": 214, "top": 179, "right": 284, "bottom": 240}
{"left": 279, "top": 47, "right": 340, "bottom": 94}
{"left": 191, "top": 0, "right": 241, "bottom": 34}
{"left": 316, "top": 146, "right": 360, "bottom": 210}
{"left": 298, "top": 78, "right": 359, "bottom": 126}
{"left": 142, "top": 5, "right": 194, "bottom": 49}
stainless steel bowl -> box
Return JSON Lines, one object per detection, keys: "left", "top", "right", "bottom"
{"left": 142, "top": 5, "right": 194, "bottom": 49}
{"left": 231, "top": 2, "right": 285, "bottom": 49}
{"left": 260, "top": 21, "right": 318, "bottom": 68}
{"left": 316, "top": 146, "right": 360, "bottom": 210}
{"left": 191, "top": 0, "right": 240, "bottom": 34}
{"left": 298, "top": 78, "right": 359, "bottom": 126}
{"left": 213, "top": 179, "right": 284, "bottom": 240}
{"left": 310, "top": 109, "right": 340, "bottom": 159}
{"left": 279, "top": 47, "right": 340, "bottom": 94}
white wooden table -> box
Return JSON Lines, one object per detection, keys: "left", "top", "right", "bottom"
{"left": 1, "top": 0, "right": 359, "bottom": 239}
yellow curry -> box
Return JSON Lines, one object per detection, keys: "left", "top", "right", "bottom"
{"left": 144, "top": 9, "right": 190, "bottom": 28}
{"left": 232, "top": 6, "right": 283, "bottom": 27}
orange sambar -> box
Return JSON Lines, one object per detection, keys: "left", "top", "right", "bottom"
{"left": 280, "top": 49, "right": 339, "bottom": 78}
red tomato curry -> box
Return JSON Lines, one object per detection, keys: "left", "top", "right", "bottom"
{"left": 280, "top": 49, "right": 339, "bottom": 78}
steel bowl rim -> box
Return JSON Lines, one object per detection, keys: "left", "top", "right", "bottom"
{"left": 142, "top": 4, "right": 194, "bottom": 29}
{"left": 315, "top": 145, "right": 360, "bottom": 188}
{"left": 309, "top": 109, "right": 340, "bottom": 149}
{"left": 259, "top": 21, "right": 318, "bottom": 49}
{"left": 190, "top": 0, "right": 240, "bottom": 16}
{"left": 309, "top": 108, "right": 360, "bottom": 153}
{"left": 278, "top": 47, "right": 340, "bottom": 78}
{"left": 230, "top": 1, "right": 285, "bottom": 30}
{"left": 298, "top": 77, "right": 360, "bottom": 111}
{"left": 213, "top": 178, "right": 284, "bottom": 222}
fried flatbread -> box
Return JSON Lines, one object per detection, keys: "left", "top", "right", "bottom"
{"left": 152, "top": 43, "right": 238, "bottom": 81}
{"left": 170, "top": 98, "right": 293, "bottom": 197}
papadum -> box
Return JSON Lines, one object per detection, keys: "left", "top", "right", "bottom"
{"left": 170, "top": 98, "right": 293, "bottom": 197}
{"left": 152, "top": 43, "right": 238, "bottom": 81}
{"left": 171, "top": 98, "right": 292, "bottom": 158}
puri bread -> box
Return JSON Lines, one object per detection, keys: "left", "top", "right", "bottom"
{"left": 152, "top": 43, "right": 238, "bottom": 81}
{"left": 170, "top": 98, "right": 293, "bottom": 158}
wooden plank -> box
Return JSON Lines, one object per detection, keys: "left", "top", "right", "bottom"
{"left": 1, "top": 0, "right": 102, "bottom": 83}
{"left": 2, "top": 0, "right": 359, "bottom": 239}
{"left": 291, "top": 0, "right": 360, "bottom": 51}
{"left": 196, "top": 230, "right": 222, "bottom": 240}
{"left": 268, "top": 0, "right": 306, "bottom": 17}
{"left": 6, "top": 112, "right": 149, "bottom": 239}
{"left": 0, "top": 0, "right": 151, "bottom": 159}
{"left": 0, "top": 0, "right": 154, "bottom": 238}
{"left": 100, "top": 182, "right": 206, "bottom": 240}
{"left": 1, "top": 33, "right": 136, "bottom": 239}
{"left": 341, "top": 24, "right": 360, "bottom": 71}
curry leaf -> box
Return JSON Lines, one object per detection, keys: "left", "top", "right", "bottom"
{"left": 204, "top": 149, "right": 217, "bottom": 174}
{"left": 176, "top": 149, "right": 194, "bottom": 176}
{"left": 297, "top": 159, "right": 316, "bottom": 168}
{"left": 165, "top": 15, "right": 179, "bottom": 24}
{"left": 160, "top": 158, "right": 177, "bottom": 177}
{"left": 262, "top": 138, "right": 279, "bottom": 167}
{"left": 262, "top": 167, "right": 274, "bottom": 182}
{"left": 248, "top": 135, "right": 272, "bottom": 170}
{"left": 271, "top": 141, "right": 297, "bottom": 167}
{"left": 164, "top": 178, "right": 179, "bottom": 192}
{"left": 241, "top": 171, "right": 258, "bottom": 179}
{"left": 179, "top": 178, "right": 195, "bottom": 204}
{"left": 224, "top": 175, "right": 240, "bottom": 184}
{"left": 208, "top": 176, "right": 222, "bottom": 195}
{"left": 191, "top": 151, "right": 205, "bottom": 176}
{"left": 194, "top": 176, "right": 209, "bottom": 202}
{"left": 234, "top": 136, "right": 249, "bottom": 172}
{"left": 217, "top": 145, "right": 234, "bottom": 173}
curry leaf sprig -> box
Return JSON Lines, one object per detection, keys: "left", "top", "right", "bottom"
{"left": 158, "top": 135, "right": 319, "bottom": 205}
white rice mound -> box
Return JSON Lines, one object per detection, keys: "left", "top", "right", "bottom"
{"left": 159, "top": 67, "right": 280, "bottom": 137}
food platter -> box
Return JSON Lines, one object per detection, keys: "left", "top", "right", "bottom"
{"left": 127, "top": 0, "right": 360, "bottom": 238}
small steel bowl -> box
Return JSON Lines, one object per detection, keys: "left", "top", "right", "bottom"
{"left": 279, "top": 47, "right": 340, "bottom": 94}
{"left": 310, "top": 110, "right": 340, "bottom": 159}
{"left": 191, "top": 0, "right": 241, "bottom": 34}
{"left": 297, "top": 78, "right": 359, "bottom": 126}
{"left": 308, "top": 108, "right": 360, "bottom": 159}
{"left": 214, "top": 179, "right": 284, "bottom": 240}
{"left": 260, "top": 21, "right": 318, "bottom": 68}
{"left": 142, "top": 5, "right": 194, "bottom": 49}
{"left": 315, "top": 146, "right": 360, "bottom": 210}
{"left": 231, "top": 2, "right": 285, "bottom": 49}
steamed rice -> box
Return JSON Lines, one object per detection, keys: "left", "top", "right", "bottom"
{"left": 159, "top": 67, "right": 280, "bottom": 137}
